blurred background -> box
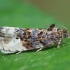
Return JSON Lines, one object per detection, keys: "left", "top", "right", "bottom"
{"left": 25, "top": 0, "right": 70, "bottom": 24}
{"left": 0, "top": 0, "right": 70, "bottom": 70}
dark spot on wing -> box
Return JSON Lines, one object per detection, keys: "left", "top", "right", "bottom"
{"left": 50, "top": 24, "right": 55, "bottom": 29}
{"left": 47, "top": 24, "right": 55, "bottom": 31}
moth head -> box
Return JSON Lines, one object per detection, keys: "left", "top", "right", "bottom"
{"left": 62, "top": 28, "right": 69, "bottom": 38}
{"left": 56, "top": 25, "right": 69, "bottom": 38}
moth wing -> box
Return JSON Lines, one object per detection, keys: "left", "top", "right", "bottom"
{"left": 0, "top": 38, "right": 27, "bottom": 54}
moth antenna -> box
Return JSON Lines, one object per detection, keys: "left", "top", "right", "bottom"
{"left": 44, "top": 23, "right": 56, "bottom": 30}
{"left": 57, "top": 24, "right": 67, "bottom": 29}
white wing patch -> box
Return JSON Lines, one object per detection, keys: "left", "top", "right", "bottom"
{"left": 0, "top": 37, "right": 27, "bottom": 54}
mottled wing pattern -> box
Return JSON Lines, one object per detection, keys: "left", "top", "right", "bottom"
{"left": 0, "top": 24, "right": 69, "bottom": 54}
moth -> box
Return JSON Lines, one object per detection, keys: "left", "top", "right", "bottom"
{"left": 0, "top": 24, "right": 69, "bottom": 54}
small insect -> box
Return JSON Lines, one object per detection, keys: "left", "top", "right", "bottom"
{"left": 0, "top": 24, "right": 69, "bottom": 54}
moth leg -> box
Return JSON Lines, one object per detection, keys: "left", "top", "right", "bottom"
{"left": 36, "top": 47, "right": 43, "bottom": 52}
{"left": 16, "top": 51, "right": 22, "bottom": 54}
{"left": 61, "top": 40, "right": 66, "bottom": 46}
{"left": 57, "top": 38, "right": 62, "bottom": 49}
{"left": 57, "top": 42, "right": 60, "bottom": 49}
